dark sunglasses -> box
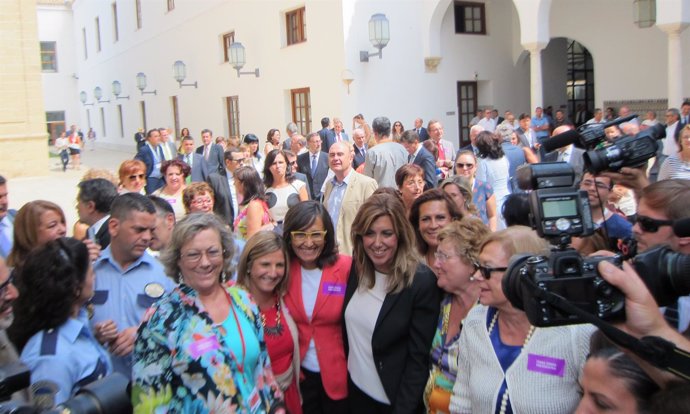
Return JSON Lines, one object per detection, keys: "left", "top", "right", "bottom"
{"left": 128, "top": 174, "right": 145, "bottom": 180}
{"left": 475, "top": 263, "right": 507, "bottom": 280}
{"left": 635, "top": 215, "right": 673, "bottom": 233}
{"left": 456, "top": 163, "right": 475, "bottom": 169}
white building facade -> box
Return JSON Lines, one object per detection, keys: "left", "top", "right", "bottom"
{"left": 40, "top": 0, "right": 689, "bottom": 152}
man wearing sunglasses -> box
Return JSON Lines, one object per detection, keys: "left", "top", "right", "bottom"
{"left": 633, "top": 179, "right": 690, "bottom": 333}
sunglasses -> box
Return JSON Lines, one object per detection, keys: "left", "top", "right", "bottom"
{"left": 474, "top": 263, "right": 507, "bottom": 280}
{"left": 456, "top": 163, "right": 475, "bottom": 169}
{"left": 635, "top": 215, "right": 673, "bottom": 233}
{"left": 128, "top": 174, "right": 145, "bottom": 180}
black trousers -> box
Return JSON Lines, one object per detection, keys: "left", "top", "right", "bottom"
{"left": 347, "top": 377, "right": 392, "bottom": 414}
{"left": 300, "top": 368, "right": 348, "bottom": 414}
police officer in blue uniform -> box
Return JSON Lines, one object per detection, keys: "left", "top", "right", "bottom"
{"left": 89, "top": 193, "right": 175, "bottom": 377}
{"left": 12, "top": 238, "right": 112, "bottom": 408}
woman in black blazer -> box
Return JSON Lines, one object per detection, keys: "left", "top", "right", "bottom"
{"left": 343, "top": 193, "right": 441, "bottom": 414}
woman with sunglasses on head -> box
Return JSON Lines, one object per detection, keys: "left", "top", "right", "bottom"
{"left": 13, "top": 238, "right": 112, "bottom": 408}
{"left": 283, "top": 201, "right": 352, "bottom": 414}
{"left": 132, "top": 214, "right": 284, "bottom": 413}
{"left": 237, "top": 231, "right": 302, "bottom": 414}
{"left": 449, "top": 226, "right": 594, "bottom": 414}
{"left": 345, "top": 193, "right": 441, "bottom": 413}
{"left": 454, "top": 150, "right": 497, "bottom": 231}
{"left": 117, "top": 159, "right": 147, "bottom": 194}
{"left": 424, "top": 217, "right": 489, "bottom": 414}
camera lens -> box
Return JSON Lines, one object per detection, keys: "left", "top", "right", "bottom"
{"left": 584, "top": 146, "right": 621, "bottom": 174}
{"left": 633, "top": 246, "right": 690, "bottom": 307}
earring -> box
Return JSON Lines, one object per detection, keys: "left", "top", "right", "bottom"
{"left": 177, "top": 272, "right": 183, "bottom": 284}
{"left": 221, "top": 271, "right": 228, "bottom": 284}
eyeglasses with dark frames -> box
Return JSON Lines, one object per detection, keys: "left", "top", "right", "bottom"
{"left": 634, "top": 215, "right": 673, "bottom": 233}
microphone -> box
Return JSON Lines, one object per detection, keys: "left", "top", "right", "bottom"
{"left": 541, "top": 129, "right": 580, "bottom": 153}
{"left": 673, "top": 217, "right": 690, "bottom": 238}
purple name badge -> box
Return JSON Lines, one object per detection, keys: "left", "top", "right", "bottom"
{"left": 527, "top": 353, "right": 566, "bottom": 377}
{"left": 322, "top": 282, "right": 346, "bottom": 296}
{"left": 188, "top": 335, "right": 220, "bottom": 360}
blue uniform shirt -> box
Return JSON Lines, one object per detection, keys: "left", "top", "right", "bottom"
{"left": 21, "top": 309, "right": 112, "bottom": 406}
{"left": 91, "top": 246, "right": 175, "bottom": 376}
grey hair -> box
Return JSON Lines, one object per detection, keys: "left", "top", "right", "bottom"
{"left": 159, "top": 213, "right": 236, "bottom": 281}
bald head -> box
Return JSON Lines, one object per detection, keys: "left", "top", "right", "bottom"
{"left": 328, "top": 141, "right": 353, "bottom": 178}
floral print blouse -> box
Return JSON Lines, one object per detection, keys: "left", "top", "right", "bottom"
{"left": 132, "top": 283, "right": 284, "bottom": 414}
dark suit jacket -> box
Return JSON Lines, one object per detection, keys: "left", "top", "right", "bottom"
{"left": 178, "top": 153, "right": 209, "bottom": 183}
{"left": 134, "top": 132, "right": 145, "bottom": 150}
{"left": 353, "top": 145, "right": 367, "bottom": 170}
{"left": 319, "top": 128, "right": 336, "bottom": 153}
{"left": 206, "top": 171, "right": 235, "bottom": 227}
{"left": 93, "top": 219, "right": 111, "bottom": 250}
{"left": 323, "top": 130, "right": 349, "bottom": 153}
{"left": 417, "top": 127, "right": 429, "bottom": 142}
{"left": 297, "top": 151, "right": 329, "bottom": 200}
{"left": 543, "top": 146, "right": 586, "bottom": 182}
{"left": 196, "top": 144, "right": 225, "bottom": 175}
{"left": 413, "top": 147, "right": 438, "bottom": 190}
{"left": 343, "top": 264, "right": 441, "bottom": 412}
{"left": 134, "top": 144, "right": 165, "bottom": 194}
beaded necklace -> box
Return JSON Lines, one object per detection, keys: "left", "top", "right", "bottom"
{"left": 488, "top": 309, "right": 535, "bottom": 414}
{"left": 259, "top": 297, "right": 283, "bottom": 337}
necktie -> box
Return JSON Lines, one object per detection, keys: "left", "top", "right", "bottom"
{"left": 437, "top": 142, "right": 445, "bottom": 161}
{"left": 311, "top": 154, "right": 317, "bottom": 176}
{"left": 186, "top": 154, "right": 192, "bottom": 167}
{"left": 0, "top": 222, "right": 11, "bottom": 257}
{"left": 361, "top": 147, "right": 366, "bottom": 159}
{"left": 408, "top": 153, "right": 414, "bottom": 163}
{"left": 204, "top": 145, "right": 210, "bottom": 160}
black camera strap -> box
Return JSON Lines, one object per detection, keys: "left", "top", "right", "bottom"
{"left": 521, "top": 275, "right": 690, "bottom": 381}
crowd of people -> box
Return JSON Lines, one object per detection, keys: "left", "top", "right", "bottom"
{"left": 0, "top": 105, "right": 689, "bottom": 413}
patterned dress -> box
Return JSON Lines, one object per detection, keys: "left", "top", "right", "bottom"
{"left": 131, "top": 283, "right": 284, "bottom": 414}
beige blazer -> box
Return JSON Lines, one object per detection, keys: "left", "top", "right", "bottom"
{"left": 323, "top": 170, "right": 378, "bottom": 255}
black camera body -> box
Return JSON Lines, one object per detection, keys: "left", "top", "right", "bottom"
{"left": 583, "top": 124, "right": 665, "bottom": 174}
{"left": 503, "top": 253, "right": 625, "bottom": 327}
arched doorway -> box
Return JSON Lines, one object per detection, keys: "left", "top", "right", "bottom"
{"left": 566, "top": 39, "right": 594, "bottom": 125}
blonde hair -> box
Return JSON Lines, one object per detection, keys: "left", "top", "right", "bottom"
{"left": 437, "top": 217, "right": 490, "bottom": 265}
{"left": 479, "top": 225, "right": 550, "bottom": 258}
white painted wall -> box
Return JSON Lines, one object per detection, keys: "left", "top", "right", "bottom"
{"left": 37, "top": 3, "right": 79, "bottom": 135}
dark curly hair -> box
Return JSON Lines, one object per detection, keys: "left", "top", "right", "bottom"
{"left": 160, "top": 159, "right": 191, "bottom": 179}
{"left": 10, "top": 237, "right": 89, "bottom": 352}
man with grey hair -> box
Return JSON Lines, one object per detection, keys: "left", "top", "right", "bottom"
{"left": 363, "top": 116, "right": 408, "bottom": 188}
{"left": 352, "top": 127, "right": 368, "bottom": 169}
{"left": 461, "top": 124, "right": 484, "bottom": 156}
{"left": 290, "top": 134, "right": 307, "bottom": 155}
{"left": 663, "top": 108, "right": 681, "bottom": 157}
{"left": 283, "top": 122, "right": 299, "bottom": 150}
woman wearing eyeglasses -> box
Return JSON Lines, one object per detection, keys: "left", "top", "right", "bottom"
{"left": 132, "top": 213, "right": 285, "bottom": 413}
{"left": 454, "top": 150, "right": 497, "bottom": 231}
{"left": 182, "top": 182, "right": 216, "bottom": 215}
{"left": 449, "top": 226, "right": 594, "bottom": 414}
{"left": 344, "top": 193, "right": 441, "bottom": 413}
{"left": 237, "top": 231, "right": 302, "bottom": 414}
{"left": 13, "top": 238, "right": 112, "bottom": 407}
{"left": 283, "top": 201, "right": 352, "bottom": 414}
{"left": 117, "top": 160, "right": 147, "bottom": 194}
{"left": 424, "top": 217, "right": 489, "bottom": 414}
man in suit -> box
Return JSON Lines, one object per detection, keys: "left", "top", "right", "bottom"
{"left": 400, "top": 130, "right": 437, "bottom": 190}
{"left": 543, "top": 125, "right": 585, "bottom": 182}
{"left": 133, "top": 128, "right": 146, "bottom": 151}
{"left": 678, "top": 101, "right": 690, "bottom": 138}
{"left": 460, "top": 125, "right": 484, "bottom": 156}
{"left": 323, "top": 142, "right": 377, "bottom": 255}
{"left": 428, "top": 120, "right": 456, "bottom": 178}
{"left": 318, "top": 117, "right": 335, "bottom": 152}
{"left": 179, "top": 136, "right": 209, "bottom": 183}
{"left": 158, "top": 128, "right": 178, "bottom": 160}
{"left": 283, "top": 122, "right": 299, "bottom": 151}
{"left": 413, "top": 118, "right": 429, "bottom": 141}
{"left": 515, "top": 114, "right": 535, "bottom": 149}
{"left": 0, "top": 176, "right": 17, "bottom": 260}
{"left": 77, "top": 178, "right": 118, "bottom": 249}
{"left": 322, "top": 118, "right": 349, "bottom": 153}
{"left": 196, "top": 129, "right": 224, "bottom": 175}
{"left": 148, "top": 195, "right": 176, "bottom": 254}
{"left": 663, "top": 108, "right": 682, "bottom": 157}
{"left": 207, "top": 148, "right": 244, "bottom": 227}
{"left": 290, "top": 134, "right": 308, "bottom": 156}
{"left": 134, "top": 129, "right": 165, "bottom": 194}
{"left": 352, "top": 127, "right": 368, "bottom": 170}
{"left": 491, "top": 109, "right": 504, "bottom": 126}
{"left": 297, "top": 132, "right": 330, "bottom": 200}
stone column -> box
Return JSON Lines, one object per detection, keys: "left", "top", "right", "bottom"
{"left": 657, "top": 23, "right": 689, "bottom": 108}
{"left": 524, "top": 42, "right": 547, "bottom": 111}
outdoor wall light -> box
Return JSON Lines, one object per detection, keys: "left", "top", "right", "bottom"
{"left": 93, "top": 86, "right": 110, "bottom": 103}
{"left": 228, "top": 42, "right": 260, "bottom": 78}
{"left": 79, "top": 91, "right": 94, "bottom": 106}
{"left": 112, "top": 81, "right": 130, "bottom": 100}
{"left": 173, "top": 60, "right": 198, "bottom": 88}
{"left": 360, "top": 13, "right": 390, "bottom": 62}
{"left": 136, "top": 72, "right": 157, "bottom": 95}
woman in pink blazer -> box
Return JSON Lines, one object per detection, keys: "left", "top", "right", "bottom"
{"left": 283, "top": 201, "right": 352, "bottom": 414}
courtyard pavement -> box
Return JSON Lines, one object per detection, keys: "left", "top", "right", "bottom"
{"left": 6, "top": 145, "right": 136, "bottom": 235}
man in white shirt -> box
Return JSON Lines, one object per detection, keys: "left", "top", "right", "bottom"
{"left": 586, "top": 108, "right": 605, "bottom": 125}
{"left": 477, "top": 108, "right": 496, "bottom": 132}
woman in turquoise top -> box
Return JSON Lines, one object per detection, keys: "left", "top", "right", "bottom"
{"left": 132, "top": 213, "right": 284, "bottom": 413}
{"left": 13, "top": 237, "right": 112, "bottom": 408}
{"left": 423, "top": 218, "right": 489, "bottom": 414}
